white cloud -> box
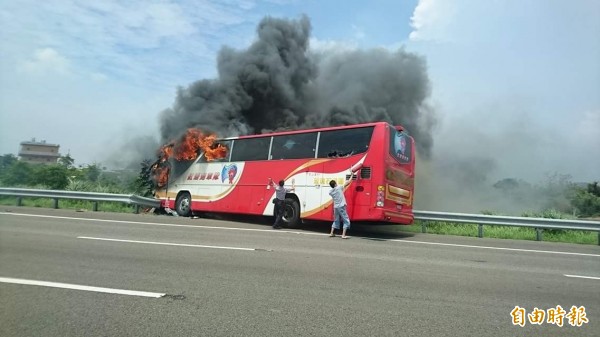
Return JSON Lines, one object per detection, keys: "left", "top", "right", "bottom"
{"left": 409, "top": 0, "right": 455, "bottom": 41}
{"left": 19, "top": 48, "right": 70, "bottom": 75}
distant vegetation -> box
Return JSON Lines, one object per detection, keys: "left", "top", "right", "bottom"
{"left": 0, "top": 153, "right": 598, "bottom": 218}
{"left": 492, "top": 175, "right": 600, "bottom": 218}
{"left": 1, "top": 153, "right": 598, "bottom": 244}
{"left": 0, "top": 153, "right": 150, "bottom": 196}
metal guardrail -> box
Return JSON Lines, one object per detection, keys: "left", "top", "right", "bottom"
{"left": 0, "top": 188, "right": 160, "bottom": 213}
{"left": 1, "top": 188, "right": 598, "bottom": 244}
{"left": 414, "top": 210, "right": 600, "bottom": 245}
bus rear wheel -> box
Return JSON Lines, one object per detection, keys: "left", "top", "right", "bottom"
{"left": 282, "top": 198, "right": 301, "bottom": 229}
{"left": 175, "top": 192, "right": 192, "bottom": 217}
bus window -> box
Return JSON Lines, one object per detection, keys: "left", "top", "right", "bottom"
{"left": 317, "top": 127, "right": 374, "bottom": 158}
{"left": 271, "top": 132, "right": 317, "bottom": 160}
{"left": 230, "top": 137, "right": 270, "bottom": 161}
{"left": 389, "top": 126, "right": 411, "bottom": 164}
{"left": 197, "top": 140, "right": 232, "bottom": 163}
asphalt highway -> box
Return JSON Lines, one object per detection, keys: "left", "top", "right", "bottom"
{"left": 1, "top": 206, "right": 598, "bottom": 336}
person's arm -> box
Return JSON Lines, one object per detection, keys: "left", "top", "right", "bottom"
{"left": 268, "top": 178, "right": 276, "bottom": 188}
{"left": 343, "top": 168, "right": 355, "bottom": 188}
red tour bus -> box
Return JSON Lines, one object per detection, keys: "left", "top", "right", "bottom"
{"left": 155, "top": 122, "right": 415, "bottom": 227}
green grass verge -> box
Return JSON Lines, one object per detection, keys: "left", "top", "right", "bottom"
{"left": 0, "top": 196, "right": 135, "bottom": 213}
{"left": 401, "top": 220, "right": 597, "bottom": 245}
{"left": 1, "top": 196, "right": 597, "bottom": 245}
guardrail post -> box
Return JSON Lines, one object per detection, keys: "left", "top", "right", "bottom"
{"left": 421, "top": 221, "right": 427, "bottom": 233}
{"left": 93, "top": 202, "right": 98, "bottom": 212}
{"left": 53, "top": 198, "right": 59, "bottom": 209}
{"left": 16, "top": 197, "right": 22, "bottom": 206}
{"left": 478, "top": 224, "right": 483, "bottom": 238}
{"left": 134, "top": 205, "right": 140, "bottom": 214}
{"left": 535, "top": 228, "right": 543, "bottom": 241}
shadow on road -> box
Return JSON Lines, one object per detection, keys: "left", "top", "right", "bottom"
{"left": 186, "top": 212, "right": 417, "bottom": 241}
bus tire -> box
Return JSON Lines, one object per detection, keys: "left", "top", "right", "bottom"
{"left": 283, "top": 198, "right": 301, "bottom": 229}
{"left": 175, "top": 192, "right": 192, "bottom": 217}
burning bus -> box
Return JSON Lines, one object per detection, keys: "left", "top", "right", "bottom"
{"left": 153, "top": 121, "right": 415, "bottom": 228}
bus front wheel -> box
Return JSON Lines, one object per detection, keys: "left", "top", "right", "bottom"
{"left": 175, "top": 192, "right": 192, "bottom": 217}
{"left": 282, "top": 198, "right": 301, "bottom": 229}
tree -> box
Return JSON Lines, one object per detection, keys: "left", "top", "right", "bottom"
{"left": 570, "top": 181, "right": 600, "bottom": 217}
{"left": 0, "top": 160, "right": 33, "bottom": 186}
{"left": 0, "top": 154, "right": 18, "bottom": 171}
{"left": 131, "top": 159, "right": 155, "bottom": 197}
{"left": 31, "top": 164, "right": 69, "bottom": 190}
{"left": 58, "top": 154, "right": 75, "bottom": 169}
{"left": 83, "top": 164, "right": 102, "bottom": 182}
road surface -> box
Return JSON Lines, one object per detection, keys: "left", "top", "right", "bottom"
{"left": 1, "top": 206, "right": 598, "bottom": 336}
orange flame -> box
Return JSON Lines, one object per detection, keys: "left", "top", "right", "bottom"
{"left": 151, "top": 128, "right": 228, "bottom": 188}
{"left": 173, "top": 129, "right": 227, "bottom": 161}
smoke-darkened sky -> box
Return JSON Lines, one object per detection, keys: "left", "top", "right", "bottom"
{"left": 159, "top": 16, "right": 435, "bottom": 157}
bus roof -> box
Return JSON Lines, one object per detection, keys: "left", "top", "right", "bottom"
{"left": 221, "top": 121, "right": 405, "bottom": 140}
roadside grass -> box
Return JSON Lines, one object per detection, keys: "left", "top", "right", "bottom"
{"left": 401, "top": 220, "right": 598, "bottom": 245}
{"left": 0, "top": 196, "right": 135, "bottom": 213}
{"left": 1, "top": 196, "right": 597, "bottom": 245}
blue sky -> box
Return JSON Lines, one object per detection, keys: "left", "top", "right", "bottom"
{"left": 0, "top": 0, "right": 598, "bottom": 185}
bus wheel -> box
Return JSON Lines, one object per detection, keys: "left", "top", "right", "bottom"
{"left": 283, "top": 198, "right": 301, "bottom": 228}
{"left": 175, "top": 192, "right": 192, "bottom": 217}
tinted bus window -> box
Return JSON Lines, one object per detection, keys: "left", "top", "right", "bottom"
{"left": 317, "top": 127, "right": 374, "bottom": 158}
{"left": 389, "top": 126, "right": 411, "bottom": 164}
{"left": 230, "top": 137, "right": 270, "bottom": 161}
{"left": 271, "top": 132, "right": 317, "bottom": 160}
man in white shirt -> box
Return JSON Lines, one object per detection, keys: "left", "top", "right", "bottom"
{"left": 328, "top": 175, "right": 352, "bottom": 239}
{"left": 269, "top": 178, "right": 295, "bottom": 229}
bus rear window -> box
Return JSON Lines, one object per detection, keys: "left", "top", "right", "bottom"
{"left": 389, "top": 126, "right": 411, "bottom": 164}
{"left": 317, "top": 127, "right": 374, "bottom": 158}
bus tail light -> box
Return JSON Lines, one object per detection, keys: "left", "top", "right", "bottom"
{"left": 376, "top": 185, "right": 385, "bottom": 207}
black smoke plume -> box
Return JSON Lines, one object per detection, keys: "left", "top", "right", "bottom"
{"left": 160, "top": 15, "right": 435, "bottom": 157}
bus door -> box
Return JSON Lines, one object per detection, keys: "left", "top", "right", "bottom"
{"left": 302, "top": 161, "right": 327, "bottom": 220}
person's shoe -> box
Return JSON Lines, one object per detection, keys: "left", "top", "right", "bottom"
{"left": 341, "top": 236, "right": 349, "bottom": 239}
{"left": 329, "top": 234, "right": 335, "bottom": 237}
{"left": 273, "top": 225, "right": 281, "bottom": 229}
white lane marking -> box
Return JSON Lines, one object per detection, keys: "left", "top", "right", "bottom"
{"left": 0, "top": 277, "right": 165, "bottom": 298}
{"left": 2, "top": 212, "right": 598, "bottom": 257}
{"left": 78, "top": 236, "right": 259, "bottom": 251}
{"left": 564, "top": 274, "right": 600, "bottom": 280}
{"left": 1, "top": 212, "right": 315, "bottom": 235}
{"left": 390, "top": 239, "right": 600, "bottom": 257}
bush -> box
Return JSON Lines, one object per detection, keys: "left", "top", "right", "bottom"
{"left": 569, "top": 182, "right": 600, "bottom": 218}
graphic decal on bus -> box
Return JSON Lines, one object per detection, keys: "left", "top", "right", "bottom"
{"left": 395, "top": 134, "right": 406, "bottom": 156}
{"left": 261, "top": 155, "right": 367, "bottom": 217}
{"left": 221, "top": 164, "right": 238, "bottom": 184}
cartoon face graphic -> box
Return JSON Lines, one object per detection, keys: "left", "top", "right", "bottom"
{"left": 394, "top": 133, "right": 406, "bottom": 156}
{"left": 221, "top": 164, "right": 238, "bottom": 184}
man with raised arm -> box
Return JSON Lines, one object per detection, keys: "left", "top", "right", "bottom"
{"left": 269, "top": 178, "right": 295, "bottom": 229}
{"left": 328, "top": 172, "right": 353, "bottom": 239}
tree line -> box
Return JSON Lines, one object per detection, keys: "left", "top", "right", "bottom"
{"left": 1, "top": 153, "right": 598, "bottom": 217}
{"left": 0, "top": 154, "right": 152, "bottom": 196}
